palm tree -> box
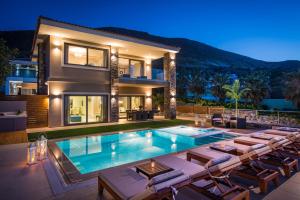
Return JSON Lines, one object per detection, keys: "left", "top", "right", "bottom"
{"left": 223, "top": 79, "right": 250, "bottom": 118}
{"left": 242, "top": 71, "right": 270, "bottom": 108}
{"left": 284, "top": 71, "right": 300, "bottom": 108}
{"left": 210, "top": 72, "right": 230, "bottom": 102}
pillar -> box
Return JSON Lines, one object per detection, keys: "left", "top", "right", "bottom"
{"left": 164, "top": 52, "right": 176, "bottom": 119}
{"left": 110, "top": 48, "right": 119, "bottom": 122}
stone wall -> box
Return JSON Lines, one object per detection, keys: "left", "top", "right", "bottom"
{"left": 163, "top": 52, "right": 176, "bottom": 119}
{"left": 110, "top": 49, "right": 119, "bottom": 122}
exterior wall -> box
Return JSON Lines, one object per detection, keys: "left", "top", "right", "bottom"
{"left": 164, "top": 53, "right": 176, "bottom": 119}
{"left": 39, "top": 35, "right": 174, "bottom": 127}
{"left": 47, "top": 36, "right": 111, "bottom": 127}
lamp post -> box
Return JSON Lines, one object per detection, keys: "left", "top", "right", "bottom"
{"left": 27, "top": 142, "right": 37, "bottom": 165}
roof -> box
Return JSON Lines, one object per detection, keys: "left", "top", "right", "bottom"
{"left": 31, "top": 16, "right": 180, "bottom": 58}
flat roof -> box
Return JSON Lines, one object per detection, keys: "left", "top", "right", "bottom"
{"left": 32, "top": 16, "right": 180, "bottom": 59}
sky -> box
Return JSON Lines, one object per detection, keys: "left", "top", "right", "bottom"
{"left": 1, "top": 0, "right": 300, "bottom": 62}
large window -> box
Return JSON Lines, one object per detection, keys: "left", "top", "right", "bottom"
{"left": 65, "top": 95, "right": 107, "bottom": 125}
{"left": 118, "top": 58, "right": 144, "bottom": 78}
{"left": 65, "top": 44, "right": 107, "bottom": 68}
{"left": 118, "top": 96, "right": 144, "bottom": 118}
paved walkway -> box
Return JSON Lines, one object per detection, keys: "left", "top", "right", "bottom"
{"left": 263, "top": 172, "right": 300, "bottom": 200}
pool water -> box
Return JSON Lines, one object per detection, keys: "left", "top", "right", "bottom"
{"left": 56, "top": 126, "right": 236, "bottom": 174}
{"left": 158, "top": 126, "right": 221, "bottom": 137}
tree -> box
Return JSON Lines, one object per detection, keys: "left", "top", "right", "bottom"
{"left": 223, "top": 79, "right": 250, "bottom": 117}
{"left": 284, "top": 71, "right": 300, "bottom": 108}
{"left": 210, "top": 72, "right": 230, "bottom": 102}
{"left": 152, "top": 93, "right": 164, "bottom": 110}
{"left": 242, "top": 71, "right": 270, "bottom": 108}
{"left": 187, "top": 68, "right": 207, "bottom": 102}
{"left": 0, "top": 39, "right": 18, "bottom": 87}
{"left": 176, "top": 67, "right": 188, "bottom": 98}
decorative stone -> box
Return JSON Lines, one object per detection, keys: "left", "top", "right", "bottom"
{"left": 164, "top": 52, "right": 176, "bottom": 119}
{"left": 110, "top": 50, "right": 119, "bottom": 122}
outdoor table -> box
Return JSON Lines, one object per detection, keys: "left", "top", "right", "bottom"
{"left": 135, "top": 161, "right": 173, "bottom": 179}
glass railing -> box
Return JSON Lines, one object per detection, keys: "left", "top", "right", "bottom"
{"left": 9, "top": 68, "right": 37, "bottom": 78}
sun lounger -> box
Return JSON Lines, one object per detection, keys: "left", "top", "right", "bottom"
{"left": 184, "top": 148, "right": 249, "bottom": 199}
{"left": 98, "top": 155, "right": 206, "bottom": 200}
{"left": 205, "top": 141, "right": 279, "bottom": 193}
{"left": 234, "top": 136, "right": 298, "bottom": 177}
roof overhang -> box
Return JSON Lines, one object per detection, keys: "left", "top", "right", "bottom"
{"left": 32, "top": 17, "right": 180, "bottom": 60}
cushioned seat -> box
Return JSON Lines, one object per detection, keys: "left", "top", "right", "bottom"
{"left": 99, "top": 167, "right": 148, "bottom": 199}
{"left": 155, "top": 155, "right": 206, "bottom": 177}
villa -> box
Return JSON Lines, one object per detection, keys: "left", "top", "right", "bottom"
{"left": 1, "top": 16, "right": 300, "bottom": 200}
{"left": 31, "top": 17, "right": 179, "bottom": 128}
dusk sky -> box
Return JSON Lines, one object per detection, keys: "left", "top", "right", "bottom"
{"left": 1, "top": 0, "right": 300, "bottom": 62}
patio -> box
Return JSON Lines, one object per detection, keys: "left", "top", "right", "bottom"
{"left": 1, "top": 139, "right": 300, "bottom": 200}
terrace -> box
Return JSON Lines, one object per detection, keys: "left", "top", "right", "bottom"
{"left": 1, "top": 117, "right": 300, "bottom": 200}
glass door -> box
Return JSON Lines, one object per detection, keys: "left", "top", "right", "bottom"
{"left": 65, "top": 95, "right": 107, "bottom": 125}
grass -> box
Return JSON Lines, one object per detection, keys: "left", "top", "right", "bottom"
{"left": 28, "top": 119, "right": 193, "bottom": 141}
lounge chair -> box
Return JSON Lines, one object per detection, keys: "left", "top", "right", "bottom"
{"left": 187, "top": 145, "right": 278, "bottom": 193}
{"left": 98, "top": 155, "right": 206, "bottom": 200}
{"left": 210, "top": 140, "right": 280, "bottom": 193}
{"left": 234, "top": 136, "right": 298, "bottom": 177}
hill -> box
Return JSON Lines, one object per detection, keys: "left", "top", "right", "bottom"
{"left": 1, "top": 28, "right": 299, "bottom": 98}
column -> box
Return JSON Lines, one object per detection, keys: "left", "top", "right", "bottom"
{"left": 110, "top": 48, "right": 119, "bottom": 122}
{"left": 163, "top": 52, "right": 176, "bottom": 119}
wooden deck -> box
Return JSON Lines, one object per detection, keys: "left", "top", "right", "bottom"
{"left": 0, "top": 131, "right": 28, "bottom": 145}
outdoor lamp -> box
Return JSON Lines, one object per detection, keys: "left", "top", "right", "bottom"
{"left": 27, "top": 142, "right": 37, "bottom": 165}
{"left": 37, "top": 134, "right": 48, "bottom": 160}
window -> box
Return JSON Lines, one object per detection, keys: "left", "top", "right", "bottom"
{"left": 118, "top": 57, "right": 144, "bottom": 77}
{"left": 65, "top": 44, "right": 107, "bottom": 68}
{"left": 118, "top": 96, "right": 144, "bottom": 118}
{"left": 65, "top": 95, "right": 108, "bottom": 125}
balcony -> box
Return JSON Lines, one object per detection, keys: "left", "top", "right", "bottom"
{"left": 114, "top": 68, "right": 168, "bottom": 88}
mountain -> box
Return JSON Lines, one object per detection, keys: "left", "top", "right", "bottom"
{"left": 1, "top": 28, "right": 300, "bottom": 98}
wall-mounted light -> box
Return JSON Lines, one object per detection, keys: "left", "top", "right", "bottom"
{"left": 170, "top": 60, "right": 175, "bottom": 67}
{"left": 111, "top": 55, "right": 117, "bottom": 62}
{"left": 111, "top": 48, "right": 117, "bottom": 54}
{"left": 53, "top": 40, "right": 61, "bottom": 47}
{"left": 170, "top": 53, "right": 176, "bottom": 60}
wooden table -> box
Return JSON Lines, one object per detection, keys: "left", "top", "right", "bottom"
{"left": 210, "top": 143, "right": 237, "bottom": 154}
{"left": 135, "top": 161, "right": 173, "bottom": 179}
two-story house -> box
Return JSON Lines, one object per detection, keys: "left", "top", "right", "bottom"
{"left": 31, "top": 17, "right": 179, "bottom": 127}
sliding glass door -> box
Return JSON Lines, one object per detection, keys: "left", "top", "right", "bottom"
{"left": 118, "top": 96, "right": 144, "bottom": 118}
{"left": 65, "top": 95, "right": 107, "bottom": 125}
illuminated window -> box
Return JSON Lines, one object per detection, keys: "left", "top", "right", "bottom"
{"left": 65, "top": 44, "right": 107, "bottom": 67}
{"left": 118, "top": 57, "right": 143, "bottom": 77}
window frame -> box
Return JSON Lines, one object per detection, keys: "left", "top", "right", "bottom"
{"left": 64, "top": 94, "right": 108, "bottom": 125}
{"left": 118, "top": 57, "right": 144, "bottom": 77}
{"left": 64, "top": 43, "right": 108, "bottom": 68}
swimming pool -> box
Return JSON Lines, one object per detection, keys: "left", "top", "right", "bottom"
{"left": 55, "top": 126, "right": 236, "bottom": 174}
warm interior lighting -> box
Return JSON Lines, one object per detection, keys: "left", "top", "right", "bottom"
{"left": 145, "top": 59, "right": 151, "bottom": 65}
{"left": 70, "top": 46, "right": 86, "bottom": 57}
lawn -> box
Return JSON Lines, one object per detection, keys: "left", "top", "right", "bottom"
{"left": 28, "top": 119, "right": 193, "bottom": 141}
